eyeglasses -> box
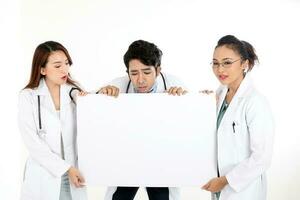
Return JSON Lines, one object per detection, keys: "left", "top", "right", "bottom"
{"left": 211, "top": 59, "right": 241, "bottom": 69}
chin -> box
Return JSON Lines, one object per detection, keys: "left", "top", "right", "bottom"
{"left": 137, "top": 87, "right": 150, "bottom": 93}
{"left": 138, "top": 90, "right": 148, "bottom": 93}
{"left": 219, "top": 79, "right": 230, "bottom": 85}
{"left": 57, "top": 80, "right": 67, "bottom": 85}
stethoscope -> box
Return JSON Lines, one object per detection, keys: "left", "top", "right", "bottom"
{"left": 125, "top": 72, "right": 167, "bottom": 93}
{"left": 37, "top": 87, "right": 81, "bottom": 136}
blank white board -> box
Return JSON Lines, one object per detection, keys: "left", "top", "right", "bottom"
{"left": 77, "top": 93, "right": 217, "bottom": 187}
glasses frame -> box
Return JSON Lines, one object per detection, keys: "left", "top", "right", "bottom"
{"left": 211, "top": 58, "right": 241, "bottom": 69}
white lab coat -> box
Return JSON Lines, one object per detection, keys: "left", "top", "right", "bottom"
{"left": 104, "top": 73, "right": 182, "bottom": 200}
{"left": 18, "top": 78, "right": 87, "bottom": 200}
{"left": 215, "top": 74, "right": 274, "bottom": 200}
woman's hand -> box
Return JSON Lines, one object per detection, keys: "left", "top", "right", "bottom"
{"left": 199, "top": 89, "right": 218, "bottom": 101}
{"left": 202, "top": 176, "right": 228, "bottom": 193}
{"left": 167, "top": 87, "right": 187, "bottom": 96}
{"left": 199, "top": 89, "right": 214, "bottom": 95}
{"left": 78, "top": 91, "right": 88, "bottom": 96}
{"left": 97, "top": 85, "right": 120, "bottom": 97}
{"left": 67, "top": 167, "right": 86, "bottom": 188}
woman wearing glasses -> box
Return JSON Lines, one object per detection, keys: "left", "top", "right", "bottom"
{"left": 202, "top": 35, "right": 274, "bottom": 200}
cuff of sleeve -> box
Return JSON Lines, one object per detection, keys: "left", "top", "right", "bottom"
{"left": 90, "top": 89, "right": 100, "bottom": 94}
{"left": 225, "top": 173, "right": 241, "bottom": 192}
{"left": 52, "top": 162, "right": 71, "bottom": 178}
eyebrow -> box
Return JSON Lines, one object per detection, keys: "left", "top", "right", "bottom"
{"left": 52, "top": 61, "right": 62, "bottom": 64}
{"left": 129, "top": 68, "right": 152, "bottom": 72}
{"left": 142, "top": 68, "right": 152, "bottom": 71}
{"left": 51, "top": 59, "right": 69, "bottom": 64}
{"left": 213, "top": 58, "right": 234, "bottom": 61}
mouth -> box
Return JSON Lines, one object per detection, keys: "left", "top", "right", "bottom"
{"left": 137, "top": 86, "right": 148, "bottom": 92}
{"left": 61, "top": 75, "right": 68, "bottom": 80}
{"left": 218, "top": 75, "right": 228, "bottom": 81}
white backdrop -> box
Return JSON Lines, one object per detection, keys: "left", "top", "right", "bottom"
{"left": 0, "top": 0, "right": 299, "bottom": 199}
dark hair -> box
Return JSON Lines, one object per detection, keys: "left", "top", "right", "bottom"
{"left": 123, "top": 40, "right": 163, "bottom": 72}
{"left": 24, "top": 41, "right": 81, "bottom": 89}
{"left": 216, "top": 35, "right": 259, "bottom": 71}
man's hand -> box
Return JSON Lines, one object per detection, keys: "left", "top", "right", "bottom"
{"left": 97, "top": 85, "right": 120, "bottom": 97}
{"left": 167, "top": 87, "right": 187, "bottom": 96}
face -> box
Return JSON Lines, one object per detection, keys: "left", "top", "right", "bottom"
{"left": 128, "top": 59, "right": 160, "bottom": 93}
{"left": 212, "top": 46, "right": 248, "bottom": 88}
{"left": 40, "top": 50, "right": 70, "bottom": 86}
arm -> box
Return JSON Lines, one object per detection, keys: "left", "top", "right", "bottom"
{"left": 225, "top": 95, "right": 275, "bottom": 192}
{"left": 93, "top": 77, "right": 128, "bottom": 97}
{"left": 96, "top": 85, "right": 120, "bottom": 97}
{"left": 18, "top": 90, "right": 71, "bottom": 177}
{"left": 164, "top": 73, "right": 188, "bottom": 96}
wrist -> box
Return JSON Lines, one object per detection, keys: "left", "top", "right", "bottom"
{"left": 221, "top": 176, "right": 228, "bottom": 186}
{"left": 67, "top": 166, "right": 74, "bottom": 173}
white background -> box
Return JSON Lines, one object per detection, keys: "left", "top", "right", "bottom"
{"left": 0, "top": 0, "right": 299, "bottom": 199}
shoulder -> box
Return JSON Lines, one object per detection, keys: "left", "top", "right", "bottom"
{"left": 242, "top": 88, "right": 275, "bottom": 130}
{"left": 18, "top": 88, "right": 37, "bottom": 107}
{"left": 64, "top": 83, "right": 80, "bottom": 94}
{"left": 246, "top": 88, "right": 270, "bottom": 107}
{"left": 109, "top": 76, "right": 129, "bottom": 84}
{"left": 243, "top": 87, "right": 273, "bottom": 121}
{"left": 19, "top": 88, "right": 35, "bottom": 99}
{"left": 161, "top": 72, "right": 186, "bottom": 88}
{"left": 108, "top": 76, "right": 131, "bottom": 92}
{"left": 162, "top": 73, "right": 181, "bottom": 82}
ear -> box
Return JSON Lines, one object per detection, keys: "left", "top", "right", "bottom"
{"left": 241, "top": 60, "right": 249, "bottom": 74}
{"left": 156, "top": 67, "right": 161, "bottom": 76}
{"left": 242, "top": 60, "right": 249, "bottom": 70}
{"left": 40, "top": 67, "right": 46, "bottom": 75}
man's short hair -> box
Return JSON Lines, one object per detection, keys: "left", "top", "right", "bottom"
{"left": 124, "top": 40, "right": 163, "bottom": 72}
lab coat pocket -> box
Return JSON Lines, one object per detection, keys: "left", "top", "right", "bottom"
{"left": 21, "top": 159, "right": 41, "bottom": 199}
{"left": 232, "top": 120, "right": 250, "bottom": 161}
{"left": 22, "top": 160, "right": 28, "bottom": 181}
{"left": 232, "top": 120, "right": 242, "bottom": 134}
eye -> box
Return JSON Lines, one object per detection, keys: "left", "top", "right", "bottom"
{"left": 144, "top": 71, "right": 152, "bottom": 75}
{"left": 55, "top": 65, "right": 61, "bottom": 68}
{"left": 223, "top": 61, "right": 233, "bottom": 65}
{"left": 212, "top": 62, "right": 219, "bottom": 67}
{"left": 65, "top": 61, "right": 70, "bottom": 66}
{"left": 130, "top": 73, "right": 138, "bottom": 76}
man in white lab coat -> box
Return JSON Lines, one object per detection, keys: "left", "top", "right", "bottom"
{"left": 97, "top": 40, "right": 186, "bottom": 200}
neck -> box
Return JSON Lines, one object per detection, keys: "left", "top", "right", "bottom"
{"left": 45, "top": 78, "right": 60, "bottom": 95}
{"left": 227, "top": 74, "right": 244, "bottom": 95}
{"left": 45, "top": 78, "right": 61, "bottom": 110}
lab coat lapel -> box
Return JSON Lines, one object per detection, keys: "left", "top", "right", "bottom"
{"left": 34, "top": 78, "right": 57, "bottom": 114}
{"left": 60, "top": 84, "right": 72, "bottom": 126}
{"left": 216, "top": 86, "right": 228, "bottom": 115}
{"left": 156, "top": 73, "right": 165, "bottom": 92}
{"left": 217, "top": 74, "right": 253, "bottom": 128}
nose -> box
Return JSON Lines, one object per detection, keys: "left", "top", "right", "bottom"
{"left": 216, "top": 65, "right": 224, "bottom": 73}
{"left": 61, "top": 64, "right": 69, "bottom": 74}
{"left": 137, "top": 73, "right": 145, "bottom": 84}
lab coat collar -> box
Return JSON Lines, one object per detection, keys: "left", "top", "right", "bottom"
{"left": 229, "top": 73, "right": 254, "bottom": 99}
{"left": 33, "top": 78, "right": 73, "bottom": 106}
{"left": 217, "top": 73, "right": 254, "bottom": 115}
{"left": 34, "top": 78, "right": 49, "bottom": 96}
